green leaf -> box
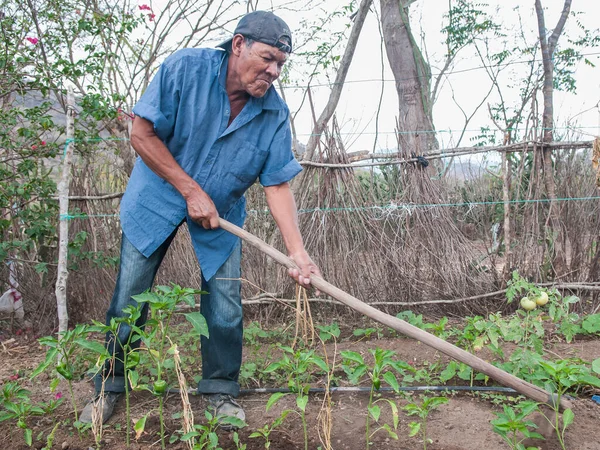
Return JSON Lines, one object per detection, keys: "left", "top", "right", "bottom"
{"left": 382, "top": 371, "right": 400, "bottom": 393}
{"left": 184, "top": 312, "right": 209, "bottom": 338}
{"left": 582, "top": 315, "right": 600, "bottom": 334}
{"left": 311, "top": 357, "right": 329, "bottom": 373}
{"left": 580, "top": 374, "right": 600, "bottom": 388}
{"left": 30, "top": 348, "right": 58, "bottom": 379}
{"left": 216, "top": 416, "right": 247, "bottom": 429}
{"left": 340, "top": 351, "right": 364, "bottom": 365}
{"left": 24, "top": 428, "right": 32, "bottom": 447}
{"left": 592, "top": 359, "right": 600, "bottom": 375}
{"left": 296, "top": 395, "right": 308, "bottom": 412}
{"left": 562, "top": 408, "right": 574, "bottom": 429}
{"left": 180, "top": 430, "right": 198, "bottom": 442}
{"left": 75, "top": 338, "right": 107, "bottom": 355}
{"left": 408, "top": 421, "right": 421, "bottom": 437}
{"left": 134, "top": 414, "right": 148, "bottom": 440}
{"left": 266, "top": 392, "right": 287, "bottom": 411}
{"left": 128, "top": 370, "right": 139, "bottom": 389}
{"left": 368, "top": 404, "right": 381, "bottom": 422}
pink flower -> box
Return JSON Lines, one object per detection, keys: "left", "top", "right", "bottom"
{"left": 55, "top": 392, "right": 63, "bottom": 400}
{"left": 26, "top": 37, "right": 39, "bottom": 45}
{"left": 139, "top": 4, "right": 151, "bottom": 11}
{"left": 41, "top": 141, "right": 46, "bottom": 146}
{"left": 149, "top": 13, "right": 156, "bottom": 21}
{"left": 31, "top": 145, "right": 38, "bottom": 150}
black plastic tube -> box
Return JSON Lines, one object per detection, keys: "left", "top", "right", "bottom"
{"left": 168, "top": 385, "right": 518, "bottom": 395}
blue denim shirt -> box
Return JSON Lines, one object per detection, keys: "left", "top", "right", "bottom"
{"left": 122, "top": 48, "right": 302, "bottom": 280}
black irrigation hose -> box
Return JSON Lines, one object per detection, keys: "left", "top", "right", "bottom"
{"left": 167, "top": 385, "right": 519, "bottom": 395}
{"left": 239, "top": 386, "right": 519, "bottom": 395}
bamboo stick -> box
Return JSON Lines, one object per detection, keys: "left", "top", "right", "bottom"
{"left": 219, "top": 218, "right": 571, "bottom": 411}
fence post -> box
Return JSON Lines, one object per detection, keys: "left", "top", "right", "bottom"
{"left": 55, "top": 88, "right": 75, "bottom": 332}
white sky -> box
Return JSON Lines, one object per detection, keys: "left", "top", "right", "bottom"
{"left": 259, "top": 0, "right": 600, "bottom": 154}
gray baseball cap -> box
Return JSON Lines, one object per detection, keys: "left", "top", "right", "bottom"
{"left": 217, "top": 10, "right": 293, "bottom": 54}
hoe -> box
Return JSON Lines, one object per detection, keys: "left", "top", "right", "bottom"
{"left": 219, "top": 217, "right": 570, "bottom": 411}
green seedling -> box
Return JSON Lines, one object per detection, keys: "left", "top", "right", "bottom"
{"left": 341, "top": 348, "right": 401, "bottom": 448}
{"left": 250, "top": 410, "right": 292, "bottom": 449}
{"left": 129, "top": 284, "right": 208, "bottom": 450}
{"left": 0, "top": 394, "right": 45, "bottom": 447}
{"left": 264, "top": 346, "right": 328, "bottom": 450}
{"left": 491, "top": 400, "right": 544, "bottom": 450}
{"left": 403, "top": 396, "right": 448, "bottom": 450}
{"left": 532, "top": 358, "right": 600, "bottom": 450}
{"left": 353, "top": 327, "right": 383, "bottom": 340}
{"left": 31, "top": 323, "right": 108, "bottom": 432}
{"left": 180, "top": 410, "right": 246, "bottom": 449}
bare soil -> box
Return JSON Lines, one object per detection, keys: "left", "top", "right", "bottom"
{"left": 1, "top": 329, "right": 599, "bottom": 450}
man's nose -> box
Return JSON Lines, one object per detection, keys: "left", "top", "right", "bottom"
{"left": 265, "top": 61, "right": 280, "bottom": 78}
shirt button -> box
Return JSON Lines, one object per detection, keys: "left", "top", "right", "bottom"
{"left": 225, "top": 109, "right": 230, "bottom": 115}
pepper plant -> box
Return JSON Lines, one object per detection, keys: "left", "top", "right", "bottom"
{"left": 341, "top": 348, "right": 401, "bottom": 448}
{"left": 264, "top": 345, "right": 329, "bottom": 450}
{"left": 403, "top": 395, "right": 449, "bottom": 450}
{"left": 531, "top": 358, "right": 600, "bottom": 450}
{"left": 490, "top": 400, "right": 544, "bottom": 450}
{"left": 128, "top": 284, "right": 209, "bottom": 450}
{"left": 31, "top": 324, "right": 108, "bottom": 429}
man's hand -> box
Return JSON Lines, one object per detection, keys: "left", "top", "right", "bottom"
{"left": 184, "top": 187, "right": 220, "bottom": 229}
{"left": 288, "top": 250, "right": 322, "bottom": 295}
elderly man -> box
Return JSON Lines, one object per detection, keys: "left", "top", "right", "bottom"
{"left": 80, "top": 10, "right": 320, "bottom": 425}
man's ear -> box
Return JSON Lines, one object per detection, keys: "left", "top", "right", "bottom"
{"left": 231, "top": 34, "right": 245, "bottom": 56}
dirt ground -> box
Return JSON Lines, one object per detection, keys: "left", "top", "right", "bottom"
{"left": 1, "top": 330, "right": 599, "bottom": 450}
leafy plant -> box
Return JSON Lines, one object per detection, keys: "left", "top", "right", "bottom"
{"left": 341, "top": 349, "right": 401, "bottom": 448}
{"left": 403, "top": 396, "right": 449, "bottom": 450}
{"left": 264, "top": 346, "right": 328, "bottom": 450}
{"left": 531, "top": 358, "right": 600, "bottom": 450}
{"left": 128, "top": 284, "right": 208, "bottom": 449}
{"left": 0, "top": 386, "right": 45, "bottom": 447}
{"left": 491, "top": 401, "right": 544, "bottom": 450}
{"left": 179, "top": 410, "right": 245, "bottom": 450}
{"left": 249, "top": 410, "right": 292, "bottom": 449}
{"left": 31, "top": 324, "right": 108, "bottom": 429}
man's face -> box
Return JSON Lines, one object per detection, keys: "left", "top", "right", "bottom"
{"left": 236, "top": 39, "right": 288, "bottom": 98}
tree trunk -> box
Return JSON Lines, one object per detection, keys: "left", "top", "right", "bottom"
{"left": 535, "top": 0, "right": 571, "bottom": 278}
{"left": 380, "top": 0, "right": 437, "bottom": 156}
{"left": 55, "top": 88, "right": 75, "bottom": 332}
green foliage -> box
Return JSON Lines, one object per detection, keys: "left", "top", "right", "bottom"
{"left": 0, "top": 381, "right": 55, "bottom": 448}
{"left": 491, "top": 401, "right": 543, "bottom": 450}
{"left": 403, "top": 396, "right": 449, "bottom": 450}
{"left": 264, "top": 346, "right": 329, "bottom": 450}
{"left": 0, "top": 0, "right": 144, "bottom": 277}
{"left": 249, "top": 410, "right": 291, "bottom": 449}
{"left": 442, "top": 0, "right": 501, "bottom": 57}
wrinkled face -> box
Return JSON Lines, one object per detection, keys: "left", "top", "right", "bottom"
{"left": 234, "top": 37, "right": 288, "bottom": 98}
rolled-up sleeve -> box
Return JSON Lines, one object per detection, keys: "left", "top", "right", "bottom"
{"left": 132, "top": 61, "right": 179, "bottom": 142}
{"left": 259, "top": 117, "right": 303, "bottom": 186}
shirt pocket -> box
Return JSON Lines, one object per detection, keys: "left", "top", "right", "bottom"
{"left": 227, "top": 140, "right": 269, "bottom": 184}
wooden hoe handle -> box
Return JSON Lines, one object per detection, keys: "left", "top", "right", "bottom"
{"left": 219, "top": 218, "right": 570, "bottom": 411}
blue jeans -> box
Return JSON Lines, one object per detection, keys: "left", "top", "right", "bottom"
{"left": 95, "top": 227, "right": 243, "bottom": 397}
